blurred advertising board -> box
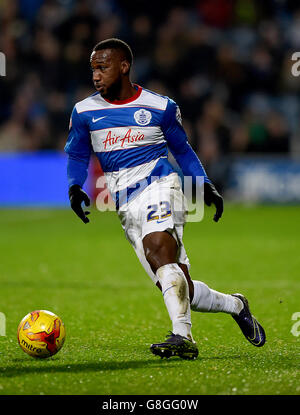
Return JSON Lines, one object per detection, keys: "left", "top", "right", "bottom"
{"left": 0, "top": 152, "right": 71, "bottom": 207}
{"left": 227, "top": 157, "right": 300, "bottom": 203}
{"left": 1, "top": 153, "right": 299, "bottom": 207}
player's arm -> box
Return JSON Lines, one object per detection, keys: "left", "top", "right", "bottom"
{"left": 161, "top": 99, "right": 223, "bottom": 222}
{"left": 64, "top": 106, "right": 92, "bottom": 224}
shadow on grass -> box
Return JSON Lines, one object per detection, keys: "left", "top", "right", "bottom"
{"left": 0, "top": 358, "right": 182, "bottom": 378}
{"left": 0, "top": 354, "right": 246, "bottom": 378}
{"left": 1, "top": 350, "right": 297, "bottom": 378}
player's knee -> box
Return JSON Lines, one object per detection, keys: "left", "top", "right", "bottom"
{"left": 144, "top": 242, "right": 172, "bottom": 272}
{"left": 144, "top": 240, "right": 165, "bottom": 266}
{"left": 143, "top": 232, "right": 178, "bottom": 272}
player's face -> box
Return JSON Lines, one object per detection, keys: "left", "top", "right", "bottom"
{"left": 90, "top": 49, "right": 128, "bottom": 98}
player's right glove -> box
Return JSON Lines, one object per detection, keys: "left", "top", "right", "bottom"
{"left": 204, "top": 182, "right": 224, "bottom": 222}
{"left": 68, "top": 184, "right": 90, "bottom": 224}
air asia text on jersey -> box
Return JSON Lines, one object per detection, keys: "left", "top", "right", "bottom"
{"left": 102, "top": 128, "right": 145, "bottom": 149}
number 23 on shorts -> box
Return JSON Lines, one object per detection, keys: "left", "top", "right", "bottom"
{"left": 147, "top": 201, "right": 171, "bottom": 222}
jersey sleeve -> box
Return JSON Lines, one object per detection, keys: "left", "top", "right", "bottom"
{"left": 161, "top": 98, "right": 210, "bottom": 184}
{"left": 64, "top": 105, "right": 92, "bottom": 188}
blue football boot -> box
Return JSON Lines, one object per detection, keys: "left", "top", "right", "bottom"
{"left": 232, "top": 293, "right": 266, "bottom": 347}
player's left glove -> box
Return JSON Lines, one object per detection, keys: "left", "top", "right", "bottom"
{"left": 68, "top": 184, "right": 90, "bottom": 224}
{"left": 204, "top": 182, "right": 223, "bottom": 222}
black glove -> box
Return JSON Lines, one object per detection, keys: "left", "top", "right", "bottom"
{"left": 204, "top": 182, "right": 224, "bottom": 222}
{"left": 68, "top": 184, "right": 90, "bottom": 224}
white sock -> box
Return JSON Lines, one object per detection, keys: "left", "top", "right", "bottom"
{"left": 191, "top": 280, "right": 243, "bottom": 315}
{"left": 156, "top": 263, "right": 193, "bottom": 341}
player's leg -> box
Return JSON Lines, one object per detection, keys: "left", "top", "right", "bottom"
{"left": 129, "top": 174, "right": 199, "bottom": 358}
{"left": 132, "top": 228, "right": 265, "bottom": 347}
{"left": 147, "top": 220, "right": 243, "bottom": 315}
{"left": 143, "top": 230, "right": 193, "bottom": 341}
{"left": 178, "top": 264, "right": 266, "bottom": 347}
{"left": 143, "top": 230, "right": 198, "bottom": 359}
{"left": 179, "top": 264, "right": 243, "bottom": 315}
{"left": 117, "top": 177, "right": 195, "bottom": 351}
{"left": 155, "top": 265, "right": 241, "bottom": 314}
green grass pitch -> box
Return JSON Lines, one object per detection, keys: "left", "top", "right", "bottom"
{"left": 0, "top": 205, "right": 299, "bottom": 395}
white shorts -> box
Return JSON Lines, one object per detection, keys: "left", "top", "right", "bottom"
{"left": 117, "top": 173, "right": 190, "bottom": 284}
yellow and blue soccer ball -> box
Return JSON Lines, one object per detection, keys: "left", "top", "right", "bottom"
{"left": 17, "top": 310, "right": 66, "bottom": 358}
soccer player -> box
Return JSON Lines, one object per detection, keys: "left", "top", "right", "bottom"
{"left": 65, "top": 38, "right": 266, "bottom": 360}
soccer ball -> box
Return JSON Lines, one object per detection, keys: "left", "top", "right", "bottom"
{"left": 17, "top": 310, "right": 66, "bottom": 358}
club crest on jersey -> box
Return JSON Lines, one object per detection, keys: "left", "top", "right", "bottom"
{"left": 134, "top": 109, "right": 152, "bottom": 126}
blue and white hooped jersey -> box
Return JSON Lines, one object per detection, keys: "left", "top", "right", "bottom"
{"left": 65, "top": 84, "right": 209, "bottom": 206}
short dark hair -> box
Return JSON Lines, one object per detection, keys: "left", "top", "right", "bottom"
{"left": 93, "top": 38, "right": 133, "bottom": 66}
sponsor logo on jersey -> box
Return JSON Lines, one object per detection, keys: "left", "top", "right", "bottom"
{"left": 102, "top": 128, "right": 145, "bottom": 149}
{"left": 134, "top": 109, "right": 152, "bottom": 126}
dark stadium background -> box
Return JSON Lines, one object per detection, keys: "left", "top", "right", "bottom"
{"left": 0, "top": 0, "right": 299, "bottom": 204}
